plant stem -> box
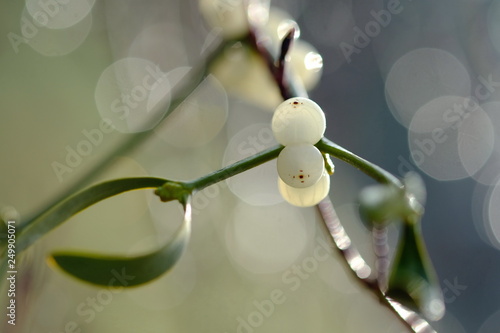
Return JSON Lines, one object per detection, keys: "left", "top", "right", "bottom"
{"left": 19, "top": 38, "right": 231, "bottom": 234}
{"left": 318, "top": 201, "right": 436, "bottom": 333}
{"left": 184, "top": 144, "right": 283, "bottom": 192}
{"left": 183, "top": 133, "right": 405, "bottom": 197}
{"left": 15, "top": 178, "right": 168, "bottom": 254}
{"left": 248, "top": 26, "right": 435, "bottom": 333}
{"left": 373, "top": 226, "right": 390, "bottom": 290}
{"left": 316, "top": 138, "right": 402, "bottom": 188}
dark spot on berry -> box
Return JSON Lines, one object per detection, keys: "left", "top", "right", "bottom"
{"left": 299, "top": 175, "right": 304, "bottom": 179}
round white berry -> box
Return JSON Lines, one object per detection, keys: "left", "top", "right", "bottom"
{"left": 272, "top": 97, "right": 326, "bottom": 145}
{"left": 198, "top": 0, "right": 248, "bottom": 39}
{"left": 289, "top": 40, "right": 323, "bottom": 91}
{"left": 278, "top": 171, "right": 330, "bottom": 207}
{"left": 277, "top": 144, "right": 324, "bottom": 188}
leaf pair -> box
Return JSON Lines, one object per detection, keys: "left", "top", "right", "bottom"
{"left": 50, "top": 198, "right": 192, "bottom": 287}
{"left": 9, "top": 177, "right": 192, "bottom": 288}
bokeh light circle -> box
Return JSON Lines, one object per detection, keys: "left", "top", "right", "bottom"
{"left": 487, "top": 0, "right": 500, "bottom": 55}
{"left": 471, "top": 102, "right": 500, "bottom": 185}
{"left": 21, "top": 6, "right": 92, "bottom": 56}
{"left": 471, "top": 182, "right": 498, "bottom": 250}
{"left": 223, "top": 123, "right": 283, "bottom": 206}
{"left": 477, "top": 307, "right": 500, "bottom": 333}
{"left": 385, "top": 48, "right": 471, "bottom": 128}
{"left": 224, "top": 201, "right": 315, "bottom": 274}
{"left": 487, "top": 176, "right": 500, "bottom": 250}
{"left": 25, "top": 0, "right": 96, "bottom": 30}
{"left": 95, "top": 57, "right": 172, "bottom": 133}
{"left": 408, "top": 95, "right": 494, "bottom": 181}
{"left": 154, "top": 73, "right": 228, "bottom": 148}
{"left": 128, "top": 22, "right": 188, "bottom": 70}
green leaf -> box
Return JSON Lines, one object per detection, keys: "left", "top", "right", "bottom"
{"left": 358, "top": 173, "right": 426, "bottom": 226}
{"left": 358, "top": 184, "right": 404, "bottom": 225}
{"left": 49, "top": 197, "right": 192, "bottom": 287}
{"left": 16, "top": 177, "right": 168, "bottom": 253}
{"left": 386, "top": 221, "right": 445, "bottom": 321}
{"left": 403, "top": 172, "right": 427, "bottom": 207}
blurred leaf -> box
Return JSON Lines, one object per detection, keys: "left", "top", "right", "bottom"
{"left": 403, "top": 172, "right": 426, "bottom": 206}
{"left": 359, "top": 173, "right": 426, "bottom": 226}
{"left": 358, "top": 184, "right": 404, "bottom": 225}
{"left": 49, "top": 197, "right": 192, "bottom": 287}
{"left": 0, "top": 206, "right": 19, "bottom": 249}
{"left": 15, "top": 177, "right": 168, "bottom": 253}
{"left": 386, "top": 221, "right": 445, "bottom": 321}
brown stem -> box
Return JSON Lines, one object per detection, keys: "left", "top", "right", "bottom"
{"left": 373, "top": 225, "right": 390, "bottom": 290}
{"left": 246, "top": 24, "right": 437, "bottom": 333}
{"left": 245, "top": 28, "right": 306, "bottom": 100}
{"left": 318, "top": 200, "right": 437, "bottom": 333}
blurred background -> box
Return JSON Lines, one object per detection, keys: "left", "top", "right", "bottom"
{"left": 0, "top": 0, "right": 499, "bottom": 332}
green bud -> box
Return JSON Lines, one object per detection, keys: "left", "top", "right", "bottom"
{"left": 155, "top": 181, "right": 191, "bottom": 204}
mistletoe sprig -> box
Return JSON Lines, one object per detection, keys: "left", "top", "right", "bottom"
{"left": 1, "top": 3, "right": 444, "bottom": 332}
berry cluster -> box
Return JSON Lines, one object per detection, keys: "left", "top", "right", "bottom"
{"left": 272, "top": 97, "right": 332, "bottom": 207}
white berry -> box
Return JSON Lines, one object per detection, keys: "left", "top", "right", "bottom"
{"left": 278, "top": 171, "right": 330, "bottom": 207}
{"left": 289, "top": 40, "right": 323, "bottom": 91}
{"left": 198, "top": 0, "right": 249, "bottom": 39}
{"left": 277, "top": 144, "right": 324, "bottom": 188}
{"left": 272, "top": 97, "right": 326, "bottom": 145}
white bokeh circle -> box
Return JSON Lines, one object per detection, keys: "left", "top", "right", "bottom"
{"left": 21, "top": 6, "right": 92, "bottom": 56}
{"left": 154, "top": 73, "right": 228, "bottom": 148}
{"left": 225, "top": 201, "right": 315, "bottom": 274}
{"left": 471, "top": 102, "right": 500, "bottom": 185}
{"left": 385, "top": 48, "right": 471, "bottom": 128}
{"left": 408, "top": 95, "right": 494, "bottom": 181}
{"left": 487, "top": 0, "right": 500, "bottom": 55}
{"left": 223, "top": 123, "right": 283, "bottom": 206}
{"left": 477, "top": 307, "right": 500, "bottom": 333}
{"left": 95, "top": 58, "right": 172, "bottom": 133}
{"left": 487, "top": 177, "right": 500, "bottom": 250}
{"left": 25, "top": 0, "right": 96, "bottom": 30}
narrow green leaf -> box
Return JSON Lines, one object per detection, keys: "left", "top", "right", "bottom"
{"left": 386, "top": 221, "right": 445, "bottom": 321}
{"left": 16, "top": 177, "right": 168, "bottom": 253}
{"left": 49, "top": 197, "right": 192, "bottom": 287}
